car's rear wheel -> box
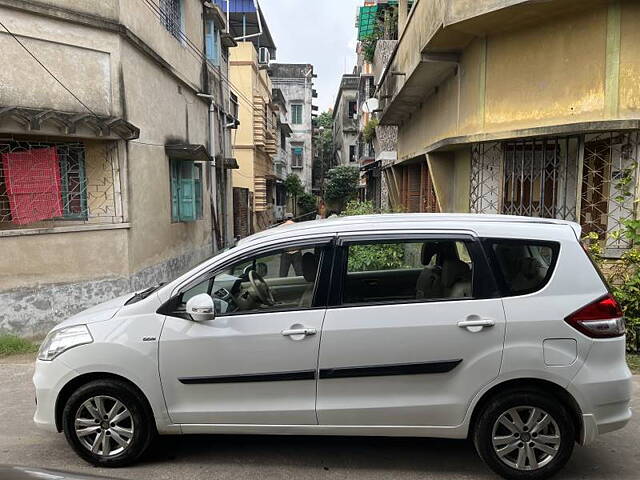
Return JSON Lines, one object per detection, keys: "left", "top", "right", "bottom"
{"left": 473, "top": 390, "right": 575, "bottom": 480}
{"left": 62, "top": 379, "right": 154, "bottom": 467}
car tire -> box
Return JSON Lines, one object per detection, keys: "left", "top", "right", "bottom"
{"left": 62, "top": 379, "right": 155, "bottom": 467}
{"left": 473, "top": 389, "right": 575, "bottom": 480}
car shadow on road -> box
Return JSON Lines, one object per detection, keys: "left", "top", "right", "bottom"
{"left": 142, "top": 434, "right": 491, "bottom": 476}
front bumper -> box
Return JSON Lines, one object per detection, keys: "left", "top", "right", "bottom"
{"left": 33, "top": 358, "right": 78, "bottom": 432}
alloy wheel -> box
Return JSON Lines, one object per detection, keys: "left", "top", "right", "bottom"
{"left": 74, "top": 395, "right": 134, "bottom": 457}
{"left": 491, "top": 406, "right": 561, "bottom": 471}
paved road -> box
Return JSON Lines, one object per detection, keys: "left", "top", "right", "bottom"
{"left": 1, "top": 361, "right": 639, "bottom": 480}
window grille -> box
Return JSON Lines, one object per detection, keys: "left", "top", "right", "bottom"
{"left": 160, "top": 0, "right": 182, "bottom": 39}
{"left": 0, "top": 137, "right": 123, "bottom": 229}
{"left": 470, "top": 131, "right": 640, "bottom": 257}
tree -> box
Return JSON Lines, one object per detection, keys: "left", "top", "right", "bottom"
{"left": 313, "top": 110, "right": 334, "bottom": 192}
{"left": 284, "top": 173, "right": 304, "bottom": 198}
{"left": 284, "top": 174, "right": 304, "bottom": 216}
{"left": 324, "top": 165, "right": 359, "bottom": 211}
{"left": 342, "top": 200, "right": 405, "bottom": 272}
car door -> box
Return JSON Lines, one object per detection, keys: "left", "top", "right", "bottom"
{"left": 158, "top": 238, "right": 333, "bottom": 425}
{"left": 316, "top": 232, "right": 506, "bottom": 427}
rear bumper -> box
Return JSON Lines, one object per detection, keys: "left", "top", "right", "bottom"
{"left": 570, "top": 337, "right": 632, "bottom": 445}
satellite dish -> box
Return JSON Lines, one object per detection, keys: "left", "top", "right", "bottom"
{"left": 362, "top": 97, "right": 379, "bottom": 114}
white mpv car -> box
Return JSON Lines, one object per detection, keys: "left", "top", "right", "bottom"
{"left": 33, "top": 214, "right": 632, "bottom": 479}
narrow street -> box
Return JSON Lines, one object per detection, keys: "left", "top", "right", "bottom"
{"left": 2, "top": 360, "right": 639, "bottom": 480}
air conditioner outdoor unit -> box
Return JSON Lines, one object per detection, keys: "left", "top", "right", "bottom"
{"left": 258, "top": 47, "right": 270, "bottom": 65}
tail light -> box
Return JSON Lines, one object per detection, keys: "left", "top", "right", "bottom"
{"left": 564, "top": 294, "right": 625, "bottom": 338}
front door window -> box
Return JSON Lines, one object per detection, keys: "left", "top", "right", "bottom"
{"left": 178, "top": 246, "right": 323, "bottom": 315}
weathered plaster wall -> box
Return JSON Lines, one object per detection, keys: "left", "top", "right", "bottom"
{"left": 0, "top": 0, "right": 216, "bottom": 335}
{"left": 0, "top": 6, "right": 118, "bottom": 116}
{"left": 121, "top": 36, "right": 212, "bottom": 278}
{"left": 619, "top": 1, "right": 640, "bottom": 116}
{"left": 0, "top": 243, "right": 211, "bottom": 336}
{"left": 0, "top": 229, "right": 128, "bottom": 292}
{"left": 396, "top": 5, "right": 626, "bottom": 161}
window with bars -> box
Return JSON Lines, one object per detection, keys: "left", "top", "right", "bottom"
{"left": 291, "top": 104, "right": 303, "bottom": 125}
{"left": 349, "top": 145, "right": 357, "bottom": 163}
{"left": 170, "top": 159, "right": 203, "bottom": 222}
{"left": 0, "top": 140, "right": 88, "bottom": 228}
{"left": 348, "top": 101, "right": 358, "bottom": 119}
{"left": 469, "top": 131, "right": 640, "bottom": 257}
{"left": 160, "top": 0, "right": 183, "bottom": 39}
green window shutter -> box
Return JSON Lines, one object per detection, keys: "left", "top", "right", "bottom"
{"left": 194, "top": 165, "right": 203, "bottom": 219}
{"left": 178, "top": 160, "right": 196, "bottom": 221}
{"left": 170, "top": 159, "right": 180, "bottom": 222}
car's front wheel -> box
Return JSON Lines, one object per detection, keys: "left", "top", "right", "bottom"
{"left": 473, "top": 390, "right": 575, "bottom": 480}
{"left": 62, "top": 379, "right": 155, "bottom": 467}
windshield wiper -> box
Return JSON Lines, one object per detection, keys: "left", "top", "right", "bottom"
{"left": 125, "top": 282, "right": 165, "bottom": 305}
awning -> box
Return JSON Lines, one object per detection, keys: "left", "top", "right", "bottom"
{"left": 165, "top": 144, "right": 211, "bottom": 162}
{"left": 0, "top": 106, "right": 140, "bottom": 140}
{"left": 222, "top": 157, "right": 239, "bottom": 169}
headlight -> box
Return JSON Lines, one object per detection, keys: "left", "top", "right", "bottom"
{"left": 37, "top": 325, "right": 93, "bottom": 361}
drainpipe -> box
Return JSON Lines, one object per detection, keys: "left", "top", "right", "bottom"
{"left": 398, "top": 0, "right": 408, "bottom": 37}
{"left": 197, "top": 93, "right": 219, "bottom": 252}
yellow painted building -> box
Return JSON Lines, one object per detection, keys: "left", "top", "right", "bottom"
{"left": 229, "top": 42, "right": 278, "bottom": 235}
{"left": 378, "top": 0, "right": 640, "bottom": 257}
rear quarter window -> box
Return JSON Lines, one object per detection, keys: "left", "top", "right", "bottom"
{"left": 485, "top": 239, "right": 560, "bottom": 296}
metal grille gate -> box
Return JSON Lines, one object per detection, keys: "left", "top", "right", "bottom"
{"left": 470, "top": 131, "right": 640, "bottom": 256}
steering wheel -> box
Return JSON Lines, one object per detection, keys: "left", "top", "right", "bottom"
{"left": 248, "top": 270, "right": 276, "bottom": 306}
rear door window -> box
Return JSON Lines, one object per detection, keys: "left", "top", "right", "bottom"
{"left": 487, "top": 239, "right": 559, "bottom": 296}
{"left": 341, "top": 239, "right": 475, "bottom": 305}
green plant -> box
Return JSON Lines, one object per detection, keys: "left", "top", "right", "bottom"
{"left": 324, "top": 165, "right": 359, "bottom": 208}
{"left": 582, "top": 220, "right": 640, "bottom": 352}
{"left": 341, "top": 200, "right": 407, "bottom": 272}
{"left": 627, "top": 353, "right": 640, "bottom": 374}
{"left": 363, "top": 118, "right": 379, "bottom": 144}
{"left": 284, "top": 174, "right": 304, "bottom": 198}
{"left": 0, "top": 335, "right": 39, "bottom": 357}
{"left": 361, "top": 32, "right": 379, "bottom": 63}
{"left": 297, "top": 192, "right": 317, "bottom": 215}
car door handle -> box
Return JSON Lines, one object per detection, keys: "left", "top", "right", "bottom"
{"left": 281, "top": 328, "right": 317, "bottom": 337}
{"left": 457, "top": 318, "right": 495, "bottom": 329}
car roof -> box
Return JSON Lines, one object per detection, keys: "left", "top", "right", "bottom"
{"left": 237, "top": 214, "right": 581, "bottom": 246}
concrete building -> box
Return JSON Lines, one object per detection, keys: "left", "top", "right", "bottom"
{"left": 0, "top": 0, "right": 238, "bottom": 335}
{"left": 272, "top": 87, "right": 292, "bottom": 222}
{"left": 332, "top": 74, "right": 360, "bottom": 166}
{"left": 377, "top": 0, "right": 640, "bottom": 256}
{"left": 270, "top": 63, "right": 317, "bottom": 193}
{"left": 229, "top": 42, "right": 278, "bottom": 234}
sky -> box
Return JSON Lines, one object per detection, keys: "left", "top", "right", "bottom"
{"left": 259, "top": 0, "right": 361, "bottom": 113}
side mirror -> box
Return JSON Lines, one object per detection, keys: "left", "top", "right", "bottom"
{"left": 186, "top": 293, "right": 216, "bottom": 322}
